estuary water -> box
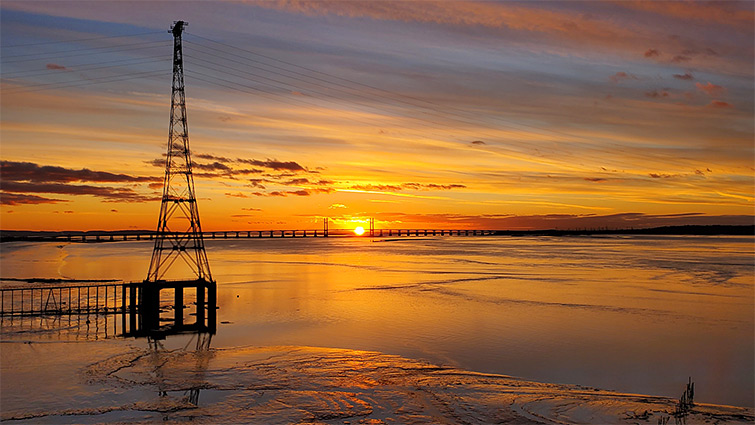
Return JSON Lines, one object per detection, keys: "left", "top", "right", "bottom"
{"left": 1, "top": 235, "right": 753, "bottom": 417}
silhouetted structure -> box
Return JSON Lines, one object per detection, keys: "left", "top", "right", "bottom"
{"left": 0, "top": 281, "right": 216, "bottom": 338}
{"left": 147, "top": 21, "right": 211, "bottom": 282}
{"left": 139, "top": 20, "right": 216, "bottom": 336}
{"left": 674, "top": 377, "right": 695, "bottom": 421}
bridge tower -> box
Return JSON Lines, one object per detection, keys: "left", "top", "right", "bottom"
{"left": 146, "top": 20, "right": 211, "bottom": 283}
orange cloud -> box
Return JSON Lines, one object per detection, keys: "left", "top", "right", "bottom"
{"left": 695, "top": 82, "right": 726, "bottom": 96}
{"left": 673, "top": 73, "right": 694, "bottom": 80}
{"left": 45, "top": 63, "right": 67, "bottom": 70}
{"left": 609, "top": 72, "right": 637, "bottom": 83}
{"left": 671, "top": 55, "right": 691, "bottom": 63}
{"left": 708, "top": 101, "right": 733, "bottom": 109}
{"left": 645, "top": 89, "right": 670, "bottom": 98}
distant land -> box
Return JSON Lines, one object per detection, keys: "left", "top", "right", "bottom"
{"left": 491, "top": 225, "right": 755, "bottom": 237}
{"left": 0, "top": 225, "right": 752, "bottom": 243}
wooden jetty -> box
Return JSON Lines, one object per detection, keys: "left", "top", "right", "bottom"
{"left": 0, "top": 279, "right": 216, "bottom": 338}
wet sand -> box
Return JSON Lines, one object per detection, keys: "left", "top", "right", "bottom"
{"left": 3, "top": 343, "right": 752, "bottom": 424}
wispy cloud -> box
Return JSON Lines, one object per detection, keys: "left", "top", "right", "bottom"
{"left": 695, "top": 82, "right": 726, "bottom": 96}
{"left": 1, "top": 161, "right": 160, "bottom": 203}
{"left": 609, "top": 72, "right": 637, "bottom": 83}
{"left": 1, "top": 161, "right": 160, "bottom": 183}
{"left": 236, "top": 158, "right": 309, "bottom": 172}
{"left": 337, "top": 188, "right": 447, "bottom": 200}
{"left": 0, "top": 192, "right": 66, "bottom": 205}
{"left": 1, "top": 181, "right": 158, "bottom": 202}
{"left": 708, "top": 101, "right": 733, "bottom": 109}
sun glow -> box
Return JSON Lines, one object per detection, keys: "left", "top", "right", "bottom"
{"left": 354, "top": 226, "right": 365, "bottom": 235}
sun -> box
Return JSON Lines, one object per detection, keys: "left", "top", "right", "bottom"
{"left": 354, "top": 226, "right": 365, "bottom": 236}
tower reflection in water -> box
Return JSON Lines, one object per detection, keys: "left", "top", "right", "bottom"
{"left": 146, "top": 331, "right": 214, "bottom": 411}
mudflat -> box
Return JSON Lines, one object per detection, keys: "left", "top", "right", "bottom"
{"left": 5, "top": 344, "right": 751, "bottom": 424}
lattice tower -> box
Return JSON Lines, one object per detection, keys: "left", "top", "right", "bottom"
{"left": 146, "top": 21, "right": 212, "bottom": 282}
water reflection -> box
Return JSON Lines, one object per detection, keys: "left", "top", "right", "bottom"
{"left": 1, "top": 236, "right": 753, "bottom": 407}
{"left": 147, "top": 331, "right": 214, "bottom": 415}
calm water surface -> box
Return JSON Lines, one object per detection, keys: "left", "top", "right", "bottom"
{"left": 1, "top": 235, "right": 753, "bottom": 411}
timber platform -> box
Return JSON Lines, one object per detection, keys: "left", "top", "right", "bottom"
{"left": 0, "top": 279, "right": 217, "bottom": 338}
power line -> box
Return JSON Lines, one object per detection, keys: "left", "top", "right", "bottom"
{"left": 1, "top": 28, "right": 614, "bottom": 167}
{"left": 184, "top": 47, "right": 554, "bottom": 149}
{"left": 184, "top": 69, "right": 396, "bottom": 132}
{"left": 2, "top": 39, "right": 168, "bottom": 59}
{"left": 0, "top": 30, "right": 681, "bottom": 170}
{"left": 2, "top": 40, "right": 170, "bottom": 64}
{"left": 185, "top": 34, "right": 546, "bottom": 136}
{"left": 182, "top": 56, "right": 543, "bottom": 164}
{"left": 183, "top": 34, "right": 652, "bottom": 167}
{"left": 184, "top": 70, "right": 540, "bottom": 166}
{"left": 181, "top": 46, "right": 597, "bottom": 167}
{"left": 184, "top": 46, "right": 452, "bottom": 125}
{"left": 184, "top": 68, "right": 551, "bottom": 168}
{"left": 1, "top": 31, "right": 164, "bottom": 49}
{"left": 185, "top": 55, "right": 450, "bottom": 128}
{"left": 1, "top": 56, "right": 169, "bottom": 79}
{"left": 1, "top": 70, "right": 169, "bottom": 94}
{"left": 184, "top": 38, "right": 438, "bottom": 115}
{"left": 184, "top": 43, "right": 531, "bottom": 139}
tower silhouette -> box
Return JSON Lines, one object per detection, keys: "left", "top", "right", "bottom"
{"left": 146, "top": 21, "right": 211, "bottom": 283}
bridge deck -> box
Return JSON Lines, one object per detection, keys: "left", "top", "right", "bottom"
{"left": 0, "top": 229, "right": 495, "bottom": 243}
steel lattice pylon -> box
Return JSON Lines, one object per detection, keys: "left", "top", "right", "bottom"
{"left": 146, "top": 21, "right": 212, "bottom": 282}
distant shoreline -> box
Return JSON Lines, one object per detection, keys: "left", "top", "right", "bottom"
{"left": 0, "top": 224, "right": 752, "bottom": 242}
{"left": 491, "top": 224, "right": 755, "bottom": 237}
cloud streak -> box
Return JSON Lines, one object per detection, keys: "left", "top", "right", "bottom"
{"left": 0, "top": 192, "right": 66, "bottom": 205}
{"left": 1, "top": 181, "right": 158, "bottom": 202}
{"left": 1, "top": 161, "right": 160, "bottom": 183}
{"left": 1, "top": 161, "right": 160, "bottom": 203}
{"left": 695, "top": 82, "right": 726, "bottom": 96}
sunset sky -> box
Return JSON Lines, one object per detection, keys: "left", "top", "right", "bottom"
{"left": 1, "top": 1, "right": 753, "bottom": 231}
